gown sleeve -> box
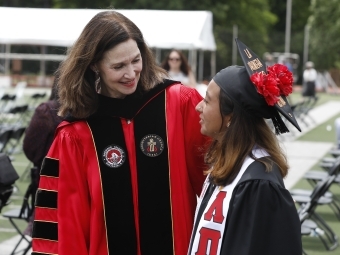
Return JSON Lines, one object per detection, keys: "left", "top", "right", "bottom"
{"left": 32, "top": 124, "right": 91, "bottom": 255}
{"left": 220, "top": 179, "right": 302, "bottom": 255}
{"left": 180, "top": 86, "right": 209, "bottom": 196}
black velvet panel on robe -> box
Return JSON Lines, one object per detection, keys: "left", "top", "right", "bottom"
{"left": 86, "top": 80, "right": 176, "bottom": 254}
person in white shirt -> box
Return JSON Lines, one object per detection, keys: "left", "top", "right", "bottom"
{"left": 302, "top": 61, "right": 317, "bottom": 97}
{"left": 161, "top": 49, "right": 197, "bottom": 88}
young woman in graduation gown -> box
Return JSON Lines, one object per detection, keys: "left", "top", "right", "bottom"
{"left": 187, "top": 39, "right": 302, "bottom": 255}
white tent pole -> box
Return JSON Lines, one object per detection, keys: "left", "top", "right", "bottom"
{"left": 155, "top": 48, "right": 161, "bottom": 65}
{"left": 232, "top": 24, "right": 238, "bottom": 65}
{"left": 189, "top": 49, "right": 197, "bottom": 80}
{"left": 285, "top": 0, "right": 292, "bottom": 53}
{"left": 198, "top": 50, "right": 204, "bottom": 83}
{"left": 303, "top": 24, "right": 310, "bottom": 67}
{"left": 0, "top": 44, "right": 4, "bottom": 72}
{"left": 0, "top": 53, "right": 65, "bottom": 61}
{"left": 40, "top": 45, "right": 46, "bottom": 85}
{"left": 210, "top": 51, "right": 216, "bottom": 79}
{"left": 5, "top": 44, "right": 10, "bottom": 75}
{"left": 40, "top": 46, "right": 46, "bottom": 75}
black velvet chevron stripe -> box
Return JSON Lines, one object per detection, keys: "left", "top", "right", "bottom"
{"left": 31, "top": 253, "right": 53, "bottom": 255}
{"left": 32, "top": 221, "right": 58, "bottom": 241}
{"left": 40, "top": 157, "right": 59, "bottom": 177}
{"left": 35, "top": 189, "right": 57, "bottom": 209}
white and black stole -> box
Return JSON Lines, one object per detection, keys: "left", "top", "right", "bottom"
{"left": 188, "top": 147, "right": 269, "bottom": 255}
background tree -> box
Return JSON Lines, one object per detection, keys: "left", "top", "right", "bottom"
{"left": 268, "top": 0, "right": 311, "bottom": 83}
{"left": 0, "top": 0, "right": 52, "bottom": 7}
{"left": 309, "top": 0, "right": 340, "bottom": 70}
{"left": 210, "top": 0, "right": 276, "bottom": 69}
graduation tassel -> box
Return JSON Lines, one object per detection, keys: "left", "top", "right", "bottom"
{"left": 271, "top": 111, "right": 289, "bottom": 135}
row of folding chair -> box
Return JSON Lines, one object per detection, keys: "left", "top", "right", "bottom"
{"left": 1, "top": 180, "right": 34, "bottom": 255}
{"left": 1, "top": 91, "right": 47, "bottom": 113}
{"left": 1, "top": 92, "right": 47, "bottom": 133}
{"left": 291, "top": 150, "right": 340, "bottom": 254}
{"left": 0, "top": 126, "right": 26, "bottom": 155}
{"left": 0, "top": 104, "right": 30, "bottom": 129}
{"left": 276, "top": 95, "right": 320, "bottom": 140}
{"left": 1, "top": 93, "right": 29, "bottom": 131}
{"left": 291, "top": 96, "right": 319, "bottom": 128}
{"left": 0, "top": 93, "right": 16, "bottom": 113}
{"left": 302, "top": 150, "right": 340, "bottom": 221}
{"left": 28, "top": 92, "right": 47, "bottom": 110}
{"left": 0, "top": 155, "right": 35, "bottom": 255}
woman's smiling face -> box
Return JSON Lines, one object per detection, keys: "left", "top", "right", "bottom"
{"left": 96, "top": 38, "right": 143, "bottom": 98}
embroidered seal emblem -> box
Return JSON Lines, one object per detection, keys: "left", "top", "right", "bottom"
{"left": 102, "top": 145, "right": 126, "bottom": 168}
{"left": 140, "top": 134, "right": 164, "bottom": 157}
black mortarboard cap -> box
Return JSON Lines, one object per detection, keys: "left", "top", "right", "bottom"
{"left": 235, "top": 38, "right": 301, "bottom": 133}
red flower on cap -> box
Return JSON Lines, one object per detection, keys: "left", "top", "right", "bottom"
{"left": 268, "top": 64, "right": 293, "bottom": 96}
{"left": 250, "top": 64, "right": 293, "bottom": 106}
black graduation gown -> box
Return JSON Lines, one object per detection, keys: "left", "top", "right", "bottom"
{"left": 190, "top": 160, "right": 302, "bottom": 255}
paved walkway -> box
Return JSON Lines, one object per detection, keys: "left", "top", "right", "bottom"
{"left": 1, "top": 100, "right": 340, "bottom": 254}
{"left": 282, "top": 101, "right": 340, "bottom": 189}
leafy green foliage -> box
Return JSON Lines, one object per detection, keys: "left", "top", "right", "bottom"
{"left": 309, "top": 0, "right": 340, "bottom": 70}
{"left": 0, "top": 0, "right": 53, "bottom": 7}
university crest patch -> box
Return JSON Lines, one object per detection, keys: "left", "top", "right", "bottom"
{"left": 140, "top": 134, "right": 164, "bottom": 157}
{"left": 102, "top": 145, "right": 126, "bottom": 168}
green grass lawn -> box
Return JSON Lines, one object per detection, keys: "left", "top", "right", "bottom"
{"left": 298, "top": 113, "right": 340, "bottom": 142}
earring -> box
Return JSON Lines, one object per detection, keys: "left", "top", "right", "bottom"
{"left": 95, "top": 71, "right": 101, "bottom": 93}
{"left": 227, "top": 122, "right": 231, "bottom": 127}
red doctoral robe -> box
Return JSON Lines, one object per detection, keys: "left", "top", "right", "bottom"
{"left": 31, "top": 80, "right": 208, "bottom": 255}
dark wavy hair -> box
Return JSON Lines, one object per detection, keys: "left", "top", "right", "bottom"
{"left": 57, "top": 10, "right": 167, "bottom": 118}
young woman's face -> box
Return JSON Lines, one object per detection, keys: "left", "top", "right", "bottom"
{"left": 96, "top": 39, "right": 143, "bottom": 98}
{"left": 196, "top": 80, "right": 231, "bottom": 139}
{"left": 168, "top": 51, "right": 181, "bottom": 70}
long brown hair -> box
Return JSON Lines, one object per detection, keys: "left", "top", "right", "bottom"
{"left": 57, "top": 10, "right": 167, "bottom": 118}
{"left": 161, "top": 49, "right": 191, "bottom": 75}
{"left": 205, "top": 89, "right": 289, "bottom": 186}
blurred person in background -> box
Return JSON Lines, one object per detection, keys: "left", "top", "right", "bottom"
{"left": 161, "top": 49, "right": 197, "bottom": 88}
{"left": 302, "top": 61, "right": 317, "bottom": 98}
{"left": 22, "top": 72, "right": 63, "bottom": 236}
{"left": 23, "top": 72, "right": 62, "bottom": 170}
{"left": 283, "top": 58, "right": 293, "bottom": 73}
{"left": 264, "top": 52, "right": 275, "bottom": 67}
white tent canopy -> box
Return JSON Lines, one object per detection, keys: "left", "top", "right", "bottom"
{"left": 0, "top": 7, "right": 216, "bottom": 81}
{"left": 0, "top": 7, "right": 216, "bottom": 50}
